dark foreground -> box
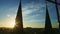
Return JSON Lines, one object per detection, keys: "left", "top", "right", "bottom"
{"left": 0, "top": 27, "right": 59, "bottom": 34}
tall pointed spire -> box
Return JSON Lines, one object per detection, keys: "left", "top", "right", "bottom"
{"left": 14, "top": 0, "right": 23, "bottom": 32}
{"left": 45, "top": 5, "right": 52, "bottom": 34}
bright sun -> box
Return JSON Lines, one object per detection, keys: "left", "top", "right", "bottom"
{"left": 8, "top": 19, "right": 15, "bottom": 28}
{"left": 10, "top": 22, "right": 15, "bottom": 28}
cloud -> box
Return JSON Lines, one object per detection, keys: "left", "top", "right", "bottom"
{"left": 7, "top": 14, "right": 11, "bottom": 18}
{"left": 22, "top": 2, "right": 45, "bottom": 20}
{"left": 21, "top": 2, "right": 46, "bottom": 28}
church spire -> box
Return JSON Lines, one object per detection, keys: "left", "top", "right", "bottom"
{"left": 14, "top": 0, "right": 23, "bottom": 32}
{"left": 45, "top": 5, "right": 52, "bottom": 34}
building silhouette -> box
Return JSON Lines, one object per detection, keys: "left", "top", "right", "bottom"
{"left": 14, "top": 0, "right": 23, "bottom": 33}
{"left": 45, "top": 5, "right": 52, "bottom": 34}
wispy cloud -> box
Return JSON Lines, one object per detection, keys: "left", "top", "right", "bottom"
{"left": 22, "top": 2, "right": 45, "bottom": 28}
{"left": 22, "top": 2, "right": 45, "bottom": 20}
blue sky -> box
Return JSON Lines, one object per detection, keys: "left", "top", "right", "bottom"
{"left": 0, "top": 0, "right": 59, "bottom": 28}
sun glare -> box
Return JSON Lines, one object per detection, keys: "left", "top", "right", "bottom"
{"left": 10, "top": 22, "right": 15, "bottom": 28}
{"left": 6, "top": 19, "right": 16, "bottom": 28}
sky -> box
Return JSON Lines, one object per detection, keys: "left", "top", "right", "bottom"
{"left": 0, "top": 0, "right": 60, "bottom": 28}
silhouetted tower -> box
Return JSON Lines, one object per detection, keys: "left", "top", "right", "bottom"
{"left": 14, "top": 0, "right": 23, "bottom": 32}
{"left": 45, "top": 5, "right": 52, "bottom": 34}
